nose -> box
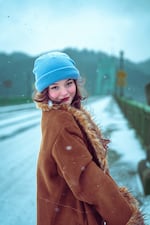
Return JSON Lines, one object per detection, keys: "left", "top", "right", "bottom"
{"left": 60, "top": 87, "right": 68, "bottom": 96}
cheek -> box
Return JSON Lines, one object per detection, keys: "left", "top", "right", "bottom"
{"left": 48, "top": 90, "right": 59, "bottom": 100}
{"left": 69, "top": 84, "right": 76, "bottom": 95}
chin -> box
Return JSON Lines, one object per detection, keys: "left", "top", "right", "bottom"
{"left": 63, "top": 101, "right": 71, "bottom": 105}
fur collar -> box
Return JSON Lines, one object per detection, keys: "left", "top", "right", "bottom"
{"left": 36, "top": 102, "right": 109, "bottom": 173}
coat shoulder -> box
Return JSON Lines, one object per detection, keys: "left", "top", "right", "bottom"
{"left": 42, "top": 107, "right": 78, "bottom": 131}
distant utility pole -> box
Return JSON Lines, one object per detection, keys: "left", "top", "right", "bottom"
{"left": 116, "top": 51, "right": 127, "bottom": 96}
{"left": 96, "top": 56, "right": 116, "bottom": 95}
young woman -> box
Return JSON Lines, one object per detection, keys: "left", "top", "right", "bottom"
{"left": 33, "top": 51, "right": 144, "bottom": 225}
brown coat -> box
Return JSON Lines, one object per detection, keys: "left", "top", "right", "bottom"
{"left": 36, "top": 103, "right": 144, "bottom": 225}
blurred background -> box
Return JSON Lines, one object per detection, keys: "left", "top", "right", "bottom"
{"left": 0, "top": 0, "right": 150, "bottom": 104}
{"left": 0, "top": 0, "right": 150, "bottom": 224}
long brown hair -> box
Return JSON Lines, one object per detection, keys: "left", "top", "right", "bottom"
{"left": 33, "top": 80, "right": 87, "bottom": 109}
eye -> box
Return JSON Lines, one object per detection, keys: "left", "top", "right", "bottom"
{"left": 50, "top": 85, "right": 59, "bottom": 90}
{"left": 66, "top": 80, "right": 74, "bottom": 86}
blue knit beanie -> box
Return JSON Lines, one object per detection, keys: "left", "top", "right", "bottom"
{"left": 33, "top": 51, "right": 80, "bottom": 92}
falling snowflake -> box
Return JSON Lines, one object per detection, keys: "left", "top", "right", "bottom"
{"left": 66, "top": 145, "right": 72, "bottom": 151}
{"left": 81, "top": 166, "right": 85, "bottom": 171}
{"left": 54, "top": 207, "right": 60, "bottom": 212}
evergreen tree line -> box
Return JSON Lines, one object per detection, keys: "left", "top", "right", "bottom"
{"left": 0, "top": 48, "right": 150, "bottom": 105}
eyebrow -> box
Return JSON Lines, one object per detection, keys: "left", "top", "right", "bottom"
{"left": 51, "top": 79, "right": 72, "bottom": 85}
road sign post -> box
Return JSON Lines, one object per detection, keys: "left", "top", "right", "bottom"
{"left": 116, "top": 70, "right": 127, "bottom": 96}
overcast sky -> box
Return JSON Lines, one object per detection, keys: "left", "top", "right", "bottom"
{"left": 0, "top": 0, "right": 150, "bottom": 62}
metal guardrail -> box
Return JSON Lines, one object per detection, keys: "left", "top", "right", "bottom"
{"left": 115, "top": 96, "right": 150, "bottom": 195}
{"left": 115, "top": 96, "right": 150, "bottom": 148}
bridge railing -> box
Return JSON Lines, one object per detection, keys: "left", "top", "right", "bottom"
{"left": 115, "top": 96, "right": 150, "bottom": 148}
{"left": 115, "top": 96, "right": 150, "bottom": 195}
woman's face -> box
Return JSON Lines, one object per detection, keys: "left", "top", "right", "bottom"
{"left": 48, "top": 79, "right": 76, "bottom": 105}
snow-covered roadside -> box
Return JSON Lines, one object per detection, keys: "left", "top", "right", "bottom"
{"left": 87, "top": 96, "right": 150, "bottom": 224}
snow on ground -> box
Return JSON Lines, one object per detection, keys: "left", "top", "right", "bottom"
{"left": 0, "top": 96, "right": 149, "bottom": 225}
{"left": 87, "top": 96, "right": 146, "bottom": 164}
{"left": 86, "top": 96, "right": 150, "bottom": 224}
{"left": 0, "top": 126, "right": 41, "bottom": 225}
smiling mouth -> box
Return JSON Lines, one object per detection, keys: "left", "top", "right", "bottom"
{"left": 61, "top": 97, "right": 70, "bottom": 102}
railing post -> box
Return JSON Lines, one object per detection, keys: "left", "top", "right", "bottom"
{"left": 138, "top": 147, "right": 150, "bottom": 195}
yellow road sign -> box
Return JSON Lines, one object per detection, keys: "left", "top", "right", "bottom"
{"left": 117, "top": 70, "right": 127, "bottom": 87}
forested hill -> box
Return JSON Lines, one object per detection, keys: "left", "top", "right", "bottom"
{"left": 64, "top": 48, "right": 150, "bottom": 103}
{"left": 0, "top": 48, "right": 150, "bottom": 104}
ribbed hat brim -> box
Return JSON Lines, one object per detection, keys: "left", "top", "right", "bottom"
{"left": 35, "top": 66, "right": 80, "bottom": 92}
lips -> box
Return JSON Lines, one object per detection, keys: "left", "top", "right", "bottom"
{"left": 61, "top": 97, "right": 70, "bottom": 102}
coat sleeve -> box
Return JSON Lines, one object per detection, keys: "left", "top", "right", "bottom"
{"left": 52, "top": 121, "right": 144, "bottom": 225}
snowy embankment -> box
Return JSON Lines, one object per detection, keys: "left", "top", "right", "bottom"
{"left": 0, "top": 97, "right": 149, "bottom": 225}
{"left": 0, "top": 103, "right": 41, "bottom": 140}
{"left": 86, "top": 96, "right": 150, "bottom": 224}
{"left": 0, "top": 103, "right": 41, "bottom": 225}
